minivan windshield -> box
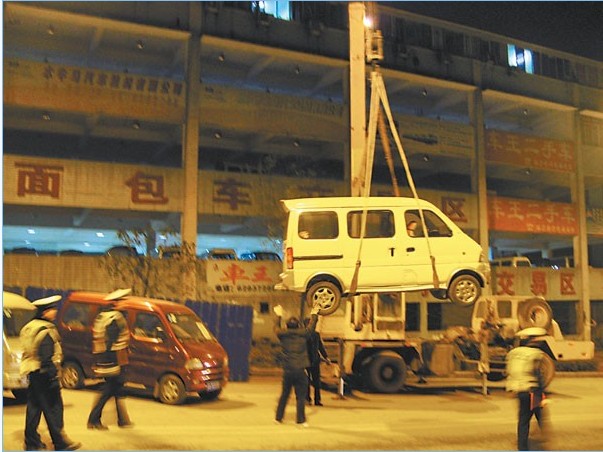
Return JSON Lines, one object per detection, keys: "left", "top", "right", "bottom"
{"left": 3, "top": 307, "right": 36, "bottom": 337}
{"left": 166, "top": 312, "right": 215, "bottom": 343}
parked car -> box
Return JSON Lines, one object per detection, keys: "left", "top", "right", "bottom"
{"left": 199, "top": 248, "right": 238, "bottom": 260}
{"left": 239, "top": 251, "right": 282, "bottom": 262}
{"left": 56, "top": 289, "right": 229, "bottom": 405}
{"left": 105, "top": 245, "right": 139, "bottom": 257}
{"left": 3, "top": 291, "right": 37, "bottom": 401}
{"left": 490, "top": 256, "right": 532, "bottom": 268}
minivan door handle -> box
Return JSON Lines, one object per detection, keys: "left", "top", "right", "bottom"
{"left": 389, "top": 247, "right": 395, "bottom": 257}
{"left": 406, "top": 247, "right": 415, "bottom": 252}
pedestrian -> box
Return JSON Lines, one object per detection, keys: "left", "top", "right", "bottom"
{"left": 274, "top": 302, "right": 321, "bottom": 427}
{"left": 87, "top": 297, "right": 133, "bottom": 430}
{"left": 505, "top": 327, "right": 550, "bottom": 451}
{"left": 303, "top": 317, "right": 330, "bottom": 406}
{"left": 20, "top": 295, "right": 82, "bottom": 451}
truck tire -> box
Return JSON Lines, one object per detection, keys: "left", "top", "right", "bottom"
{"left": 367, "top": 353, "right": 407, "bottom": 393}
{"left": 518, "top": 298, "right": 552, "bottom": 330}
{"left": 158, "top": 374, "right": 187, "bottom": 405}
{"left": 306, "top": 281, "right": 341, "bottom": 316}
{"left": 540, "top": 354, "right": 555, "bottom": 389}
{"left": 61, "top": 361, "right": 85, "bottom": 389}
{"left": 448, "top": 274, "right": 481, "bottom": 306}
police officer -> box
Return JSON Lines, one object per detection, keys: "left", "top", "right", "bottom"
{"left": 20, "top": 295, "right": 81, "bottom": 451}
{"left": 505, "top": 327, "right": 549, "bottom": 451}
{"left": 87, "top": 296, "right": 132, "bottom": 430}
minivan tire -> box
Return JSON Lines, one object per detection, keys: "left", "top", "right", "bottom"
{"left": 367, "top": 353, "right": 407, "bottom": 393}
{"left": 158, "top": 374, "right": 186, "bottom": 405}
{"left": 518, "top": 298, "right": 552, "bottom": 330}
{"left": 448, "top": 274, "right": 481, "bottom": 306}
{"left": 61, "top": 361, "right": 85, "bottom": 389}
{"left": 306, "top": 281, "right": 341, "bottom": 316}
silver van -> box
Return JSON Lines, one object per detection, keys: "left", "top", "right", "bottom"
{"left": 3, "top": 291, "right": 37, "bottom": 400}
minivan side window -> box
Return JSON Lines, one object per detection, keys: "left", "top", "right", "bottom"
{"left": 405, "top": 210, "right": 452, "bottom": 238}
{"left": 62, "top": 302, "right": 92, "bottom": 329}
{"left": 298, "top": 211, "right": 338, "bottom": 239}
{"left": 347, "top": 210, "right": 395, "bottom": 238}
{"left": 133, "top": 312, "right": 167, "bottom": 341}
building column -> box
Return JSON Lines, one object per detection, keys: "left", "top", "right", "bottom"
{"left": 573, "top": 108, "right": 592, "bottom": 341}
{"left": 181, "top": 3, "right": 202, "bottom": 297}
{"left": 468, "top": 83, "right": 489, "bottom": 264}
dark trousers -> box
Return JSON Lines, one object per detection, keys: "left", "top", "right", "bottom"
{"left": 306, "top": 365, "right": 321, "bottom": 404}
{"left": 87, "top": 373, "right": 131, "bottom": 426}
{"left": 517, "top": 391, "right": 546, "bottom": 451}
{"left": 24, "top": 372, "right": 69, "bottom": 450}
{"left": 275, "top": 368, "right": 308, "bottom": 424}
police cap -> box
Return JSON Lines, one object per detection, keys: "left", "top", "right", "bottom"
{"left": 32, "top": 295, "right": 62, "bottom": 311}
{"left": 515, "top": 327, "right": 547, "bottom": 339}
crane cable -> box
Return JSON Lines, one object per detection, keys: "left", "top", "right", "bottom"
{"left": 374, "top": 72, "right": 440, "bottom": 289}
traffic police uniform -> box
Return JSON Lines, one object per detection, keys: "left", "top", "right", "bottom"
{"left": 505, "top": 327, "right": 548, "bottom": 451}
{"left": 20, "top": 295, "right": 81, "bottom": 451}
{"left": 87, "top": 305, "right": 132, "bottom": 429}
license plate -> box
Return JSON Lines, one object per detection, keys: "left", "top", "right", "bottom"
{"left": 206, "top": 381, "right": 221, "bottom": 391}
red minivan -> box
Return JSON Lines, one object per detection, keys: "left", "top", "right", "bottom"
{"left": 57, "top": 290, "right": 229, "bottom": 405}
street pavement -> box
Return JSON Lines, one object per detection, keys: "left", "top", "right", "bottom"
{"left": 3, "top": 375, "right": 603, "bottom": 451}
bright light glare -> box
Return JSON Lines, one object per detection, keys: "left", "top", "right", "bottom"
{"left": 363, "top": 16, "right": 373, "bottom": 28}
{"left": 27, "top": 229, "right": 36, "bottom": 234}
{"left": 96, "top": 232, "right": 105, "bottom": 238}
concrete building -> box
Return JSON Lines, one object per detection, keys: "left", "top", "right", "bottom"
{"left": 3, "top": 2, "right": 603, "bottom": 339}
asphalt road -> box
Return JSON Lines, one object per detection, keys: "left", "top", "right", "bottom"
{"left": 3, "top": 376, "right": 603, "bottom": 451}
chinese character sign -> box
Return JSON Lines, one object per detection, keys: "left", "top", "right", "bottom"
{"left": 125, "top": 172, "right": 169, "bottom": 204}
{"left": 485, "top": 130, "right": 575, "bottom": 172}
{"left": 206, "top": 261, "right": 281, "bottom": 295}
{"left": 489, "top": 196, "right": 578, "bottom": 235}
{"left": 16, "top": 162, "right": 64, "bottom": 199}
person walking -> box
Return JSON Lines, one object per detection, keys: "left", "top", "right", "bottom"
{"left": 304, "top": 317, "right": 330, "bottom": 406}
{"left": 87, "top": 298, "right": 133, "bottom": 430}
{"left": 20, "top": 295, "right": 82, "bottom": 451}
{"left": 505, "top": 327, "right": 550, "bottom": 451}
{"left": 274, "top": 302, "right": 321, "bottom": 427}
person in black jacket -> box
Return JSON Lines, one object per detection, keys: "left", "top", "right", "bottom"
{"left": 304, "top": 318, "right": 330, "bottom": 406}
{"left": 274, "top": 302, "right": 320, "bottom": 427}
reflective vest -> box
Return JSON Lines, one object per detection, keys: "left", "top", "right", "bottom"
{"left": 92, "top": 310, "right": 129, "bottom": 354}
{"left": 19, "top": 319, "right": 62, "bottom": 376}
{"left": 505, "top": 346, "right": 545, "bottom": 393}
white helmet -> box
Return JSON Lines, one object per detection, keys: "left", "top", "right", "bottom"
{"left": 515, "top": 327, "right": 547, "bottom": 339}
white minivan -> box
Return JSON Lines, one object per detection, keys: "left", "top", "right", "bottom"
{"left": 275, "top": 197, "right": 490, "bottom": 314}
{"left": 3, "top": 291, "right": 37, "bottom": 400}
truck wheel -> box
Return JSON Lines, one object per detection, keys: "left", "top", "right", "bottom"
{"left": 540, "top": 354, "right": 555, "bottom": 389}
{"left": 306, "top": 281, "right": 341, "bottom": 316}
{"left": 448, "top": 275, "right": 481, "bottom": 306}
{"left": 518, "top": 298, "right": 552, "bottom": 330}
{"left": 367, "top": 354, "right": 407, "bottom": 393}
{"left": 61, "top": 362, "right": 85, "bottom": 389}
{"left": 158, "top": 374, "right": 187, "bottom": 405}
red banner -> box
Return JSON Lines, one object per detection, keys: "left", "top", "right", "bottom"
{"left": 485, "top": 130, "right": 575, "bottom": 172}
{"left": 488, "top": 197, "right": 578, "bottom": 235}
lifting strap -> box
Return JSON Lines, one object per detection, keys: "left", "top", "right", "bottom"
{"left": 348, "top": 67, "right": 440, "bottom": 296}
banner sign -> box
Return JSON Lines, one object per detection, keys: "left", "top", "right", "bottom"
{"left": 587, "top": 207, "right": 603, "bottom": 237}
{"left": 4, "top": 59, "right": 185, "bottom": 123}
{"left": 485, "top": 130, "right": 575, "bottom": 172}
{"left": 205, "top": 260, "right": 281, "bottom": 296}
{"left": 488, "top": 196, "right": 578, "bottom": 235}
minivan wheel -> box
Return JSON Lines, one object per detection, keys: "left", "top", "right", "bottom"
{"left": 448, "top": 275, "right": 481, "bottom": 306}
{"left": 306, "top": 281, "right": 341, "bottom": 316}
{"left": 158, "top": 374, "right": 186, "bottom": 405}
{"left": 61, "top": 362, "right": 85, "bottom": 389}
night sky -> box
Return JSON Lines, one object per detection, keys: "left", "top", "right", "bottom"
{"left": 387, "top": 2, "right": 603, "bottom": 62}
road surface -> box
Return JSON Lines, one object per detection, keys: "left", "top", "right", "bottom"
{"left": 3, "top": 376, "right": 603, "bottom": 450}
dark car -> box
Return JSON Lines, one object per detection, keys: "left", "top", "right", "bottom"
{"left": 105, "top": 246, "right": 139, "bottom": 257}
{"left": 239, "top": 251, "right": 282, "bottom": 262}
